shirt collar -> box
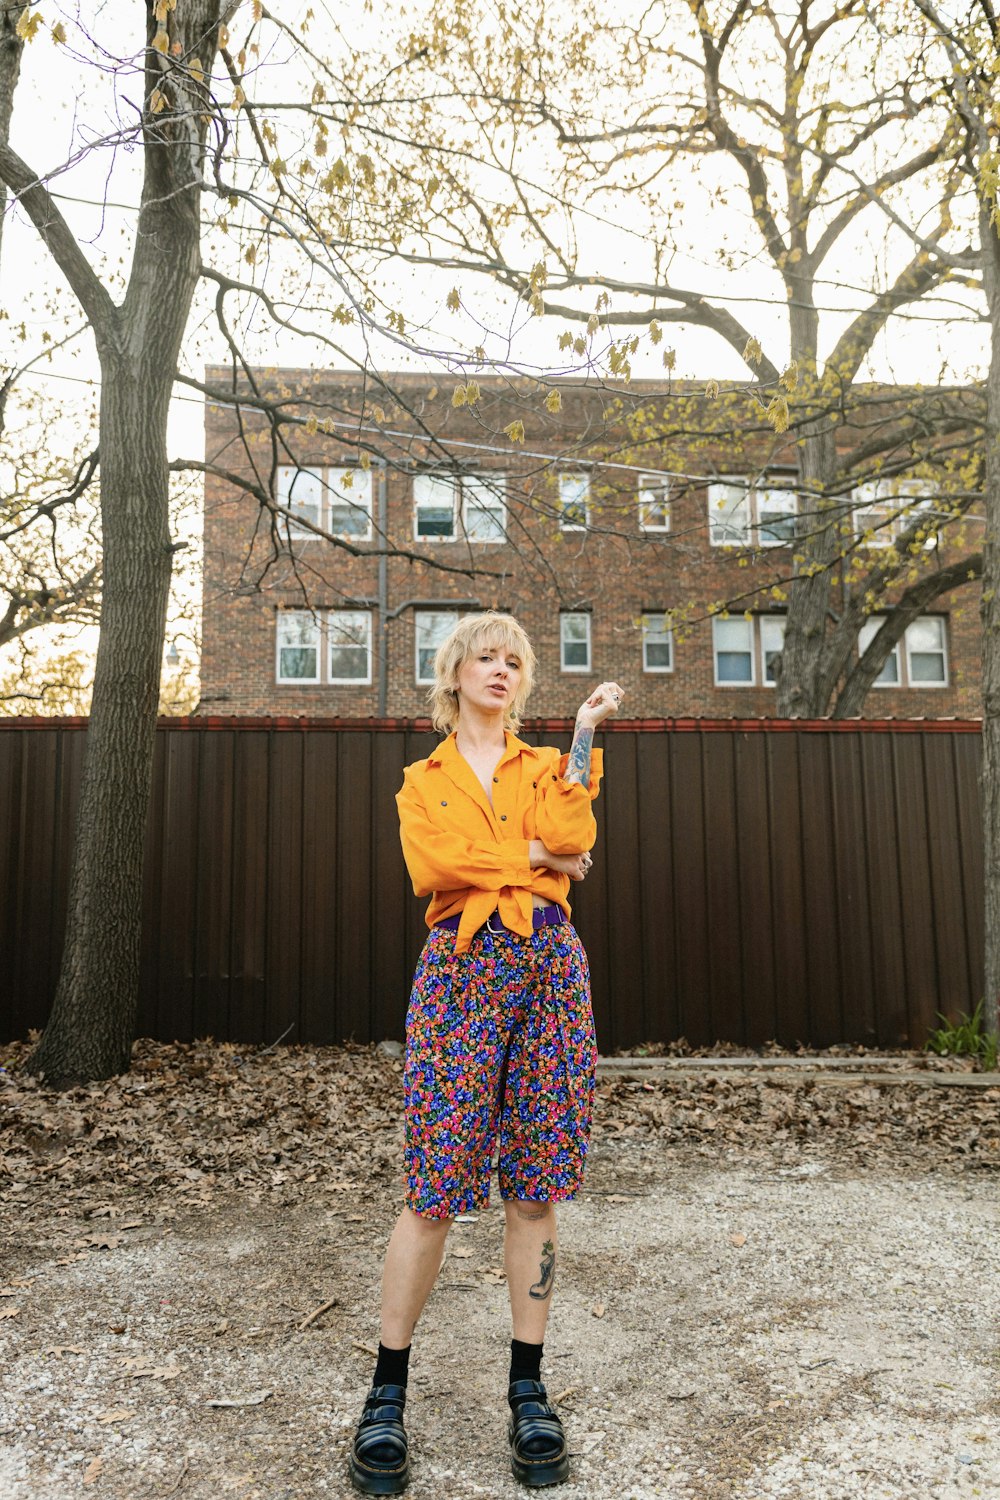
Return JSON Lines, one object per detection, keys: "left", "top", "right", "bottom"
{"left": 426, "top": 729, "right": 538, "bottom": 769}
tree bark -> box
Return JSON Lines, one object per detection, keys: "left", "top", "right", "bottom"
{"left": 980, "top": 200, "right": 1000, "bottom": 1039}
{"left": 0, "top": 2, "right": 25, "bottom": 269}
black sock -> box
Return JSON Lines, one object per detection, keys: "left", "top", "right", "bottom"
{"left": 509, "top": 1337, "right": 543, "bottom": 1388}
{"left": 373, "top": 1341, "right": 411, "bottom": 1390}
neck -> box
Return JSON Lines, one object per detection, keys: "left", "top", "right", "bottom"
{"left": 455, "top": 705, "right": 506, "bottom": 755}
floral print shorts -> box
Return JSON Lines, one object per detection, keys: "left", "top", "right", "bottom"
{"left": 403, "top": 920, "right": 598, "bottom": 1219}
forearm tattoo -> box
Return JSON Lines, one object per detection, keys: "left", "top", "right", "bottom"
{"left": 564, "top": 722, "right": 594, "bottom": 789}
{"left": 529, "top": 1239, "right": 556, "bottom": 1300}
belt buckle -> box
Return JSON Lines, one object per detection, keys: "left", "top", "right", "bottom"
{"left": 485, "top": 910, "right": 505, "bottom": 935}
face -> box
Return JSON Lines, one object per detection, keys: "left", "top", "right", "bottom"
{"left": 455, "top": 639, "right": 523, "bottom": 715}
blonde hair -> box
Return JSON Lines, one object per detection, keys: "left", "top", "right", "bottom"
{"left": 427, "top": 612, "right": 536, "bottom": 734}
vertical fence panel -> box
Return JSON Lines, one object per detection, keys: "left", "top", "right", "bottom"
{"left": 0, "top": 720, "right": 986, "bottom": 1049}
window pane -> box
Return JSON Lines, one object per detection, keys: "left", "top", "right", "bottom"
{"left": 559, "top": 474, "right": 589, "bottom": 529}
{"left": 328, "top": 611, "right": 371, "bottom": 682}
{"left": 463, "top": 475, "right": 506, "bottom": 542}
{"left": 560, "top": 613, "right": 591, "bottom": 670}
{"left": 907, "top": 616, "right": 946, "bottom": 683}
{"left": 757, "top": 487, "right": 797, "bottom": 545}
{"left": 414, "top": 474, "right": 456, "bottom": 538}
{"left": 713, "top": 618, "right": 753, "bottom": 683}
{"left": 709, "top": 481, "right": 750, "bottom": 544}
{"left": 858, "top": 616, "right": 899, "bottom": 685}
{"left": 760, "top": 617, "right": 786, "bottom": 684}
{"left": 639, "top": 473, "right": 670, "bottom": 531}
{"left": 642, "top": 614, "right": 673, "bottom": 671}
{"left": 278, "top": 466, "right": 323, "bottom": 535}
{"left": 415, "top": 610, "right": 459, "bottom": 682}
{"left": 276, "top": 612, "right": 320, "bottom": 681}
{"left": 328, "top": 468, "right": 373, "bottom": 538}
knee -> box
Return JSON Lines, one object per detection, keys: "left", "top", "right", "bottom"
{"left": 506, "top": 1200, "right": 555, "bottom": 1225}
{"left": 405, "top": 1206, "right": 454, "bottom": 1235}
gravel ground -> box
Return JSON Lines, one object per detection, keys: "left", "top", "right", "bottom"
{"left": 2, "top": 1044, "right": 999, "bottom": 1500}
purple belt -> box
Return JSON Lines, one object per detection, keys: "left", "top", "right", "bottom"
{"left": 436, "top": 902, "right": 567, "bottom": 937}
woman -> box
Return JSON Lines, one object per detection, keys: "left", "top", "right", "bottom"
{"left": 350, "top": 611, "right": 624, "bottom": 1494}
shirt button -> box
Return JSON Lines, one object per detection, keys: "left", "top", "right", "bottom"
{"left": 440, "top": 800, "right": 447, "bottom": 806}
{"left": 493, "top": 775, "right": 499, "bottom": 782}
{"left": 532, "top": 781, "right": 537, "bottom": 788}
{"left": 500, "top": 814, "right": 507, "bottom": 821}
{"left": 552, "top": 774, "right": 557, "bottom": 782}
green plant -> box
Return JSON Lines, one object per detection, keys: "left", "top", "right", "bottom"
{"left": 926, "top": 1001, "right": 999, "bottom": 1071}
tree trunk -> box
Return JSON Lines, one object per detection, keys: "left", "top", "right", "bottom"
{"left": 980, "top": 203, "right": 1000, "bottom": 1040}
{"left": 0, "top": 3, "right": 25, "bottom": 270}
{"left": 25, "top": 364, "right": 174, "bottom": 1084}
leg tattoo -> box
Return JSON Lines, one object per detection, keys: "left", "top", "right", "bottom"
{"left": 529, "top": 1239, "right": 556, "bottom": 1300}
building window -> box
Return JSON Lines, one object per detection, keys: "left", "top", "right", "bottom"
{"left": 278, "top": 466, "right": 324, "bottom": 538}
{"left": 414, "top": 473, "right": 458, "bottom": 540}
{"left": 638, "top": 473, "right": 670, "bottom": 532}
{"left": 276, "top": 610, "right": 321, "bottom": 683}
{"left": 415, "top": 609, "right": 459, "bottom": 683}
{"left": 276, "top": 465, "right": 373, "bottom": 540}
{"left": 853, "top": 479, "right": 939, "bottom": 550}
{"left": 276, "top": 610, "right": 372, "bottom": 685}
{"left": 461, "top": 474, "right": 506, "bottom": 543}
{"left": 641, "top": 613, "right": 674, "bottom": 672}
{"left": 858, "top": 615, "right": 948, "bottom": 687}
{"left": 712, "top": 615, "right": 785, "bottom": 686}
{"left": 328, "top": 611, "right": 372, "bottom": 683}
{"left": 558, "top": 473, "right": 590, "bottom": 531}
{"left": 708, "top": 477, "right": 798, "bottom": 546}
{"left": 328, "top": 468, "right": 373, "bottom": 539}
{"left": 560, "top": 612, "right": 591, "bottom": 672}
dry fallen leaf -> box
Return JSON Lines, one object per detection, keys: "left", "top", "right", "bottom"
{"left": 730, "top": 1233, "right": 748, "bottom": 1248}
{"left": 97, "top": 1408, "right": 136, "bottom": 1425}
{"left": 591, "top": 1302, "right": 606, "bottom": 1319}
{"left": 451, "top": 1247, "right": 474, "bottom": 1259}
{"left": 82, "top": 1456, "right": 104, "bottom": 1486}
{"left": 0, "top": 1307, "right": 20, "bottom": 1320}
{"left": 45, "top": 1345, "right": 87, "bottom": 1356}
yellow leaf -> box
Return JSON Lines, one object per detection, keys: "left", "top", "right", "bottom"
{"left": 743, "top": 336, "right": 763, "bottom": 366}
{"left": 465, "top": 380, "right": 480, "bottom": 404}
{"left": 372, "top": 406, "right": 386, "bottom": 423}
{"left": 151, "top": 27, "right": 169, "bottom": 54}
{"left": 705, "top": 379, "right": 720, "bottom": 400}
{"left": 779, "top": 360, "right": 798, "bottom": 392}
{"left": 230, "top": 85, "right": 245, "bottom": 111}
{"left": 452, "top": 385, "right": 468, "bottom": 408}
{"left": 341, "top": 470, "right": 355, "bottom": 488}
{"left": 16, "top": 9, "right": 43, "bottom": 40}
{"left": 219, "top": 22, "right": 230, "bottom": 47}
{"left": 545, "top": 389, "right": 562, "bottom": 413}
{"left": 425, "top": 175, "right": 440, "bottom": 202}
{"left": 51, "top": 21, "right": 67, "bottom": 44}
{"left": 446, "top": 289, "right": 461, "bottom": 312}
{"left": 766, "top": 395, "right": 790, "bottom": 433}
{"left": 663, "top": 349, "right": 676, "bottom": 371}
{"left": 504, "top": 420, "right": 525, "bottom": 444}
{"left": 359, "top": 453, "right": 371, "bottom": 471}
{"left": 270, "top": 158, "right": 287, "bottom": 178}
{"left": 530, "top": 292, "right": 544, "bottom": 316}
{"left": 587, "top": 314, "right": 600, "bottom": 336}
{"left": 573, "top": 337, "right": 586, "bottom": 356}
{"left": 649, "top": 319, "right": 662, "bottom": 344}
{"left": 244, "top": 244, "right": 257, "bottom": 266}
{"left": 150, "top": 87, "right": 169, "bottom": 114}
{"left": 529, "top": 260, "right": 547, "bottom": 291}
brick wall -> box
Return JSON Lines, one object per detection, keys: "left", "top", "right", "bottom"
{"left": 200, "top": 370, "right": 982, "bottom": 720}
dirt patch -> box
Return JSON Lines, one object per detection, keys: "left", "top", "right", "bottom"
{"left": 2, "top": 1043, "right": 999, "bottom": 1499}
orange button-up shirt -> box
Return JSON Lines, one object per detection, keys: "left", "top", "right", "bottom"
{"left": 397, "top": 730, "right": 604, "bottom": 953}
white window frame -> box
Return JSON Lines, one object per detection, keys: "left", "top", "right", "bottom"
{"left": 905, "top": 615, "right": 948, "bottom": 686}
{"left": 327, "top": 467, "right": 373, "bottom": 540}
{"left": 413, "top": 473, "right": 458, "bottom": 542}
{"left": 712, "top": 616, "right": 786, "bottom": 687}
{"left": 858, "top": 614, "right": 948, "bottom": 688}
{"left": 278, "top": 465, "right": 325, "bottom": 540}
{"left": 641, "top": 613, "right": 674, "bottom": 673}
{"left": 709, "top": 476, "right": 798, "bottom": 547}
{"left": 415, "top": 609, "right": 460, "bottom": 684}
{"left": 327, "top": 610, "right": 372, "bottom": 685}
{"left": 461, "top": 473, "right": 506, "bottom": 544}
{"left": 560, "top": 612, "right": 592, "bottom": 673}
{"left": 276, "top": 610, "right": 322, "bottom": 684}
{"left": 853, "top": 479, "right": 939, "bottom": 551}
{"left": 712, "top": 617, "right": 755, "bottom": 685}
{"left": 558, "top": 473, "right": 590, "bottom": 532}
{"left": 638, "top": 473, "right": 670, "bottom": 533}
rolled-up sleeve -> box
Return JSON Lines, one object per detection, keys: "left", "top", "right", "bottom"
{"left": 533, "top": 749, "right": 604, "bottom": 854}
{"left": 396, "top": 769, "right": 532, "bottom": 897}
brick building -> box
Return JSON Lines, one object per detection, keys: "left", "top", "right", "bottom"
{"left": 199, "top": 369, "right": 982, "bottom": 719}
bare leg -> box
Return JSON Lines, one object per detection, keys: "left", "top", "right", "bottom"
{"left": 380, "top": 1206, "right": 453, "bottom": 1347}
{"left": 504, "top": 1200, "right": 558, "bottom": 1344}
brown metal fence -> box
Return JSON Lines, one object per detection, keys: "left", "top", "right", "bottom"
{"left": 0, "top": 717, "right": 984, "bottom": 1051}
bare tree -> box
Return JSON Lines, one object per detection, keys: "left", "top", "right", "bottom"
{"left": 346, "top": 0, "right": 984, "bottom": 715}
